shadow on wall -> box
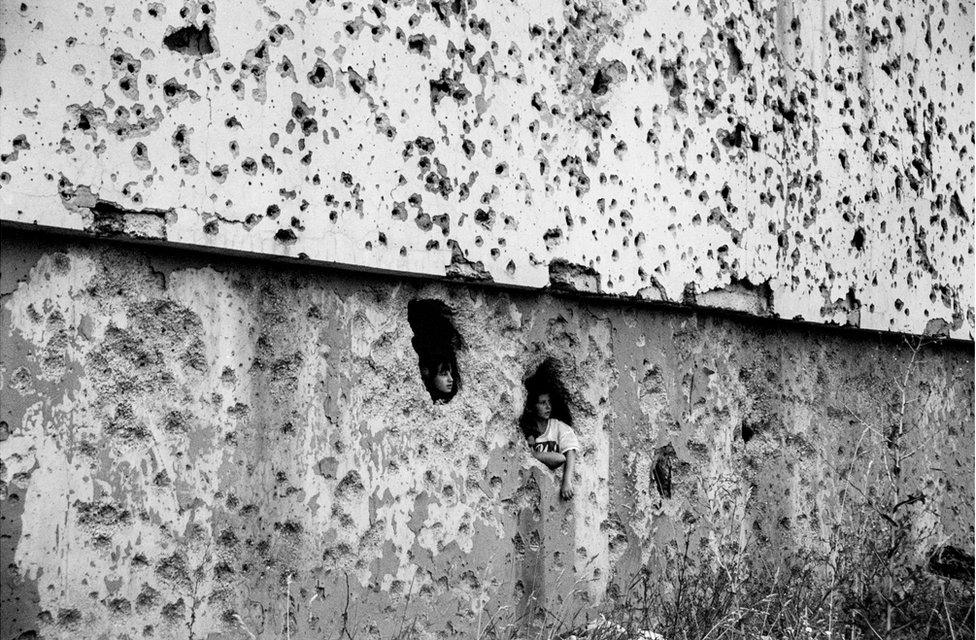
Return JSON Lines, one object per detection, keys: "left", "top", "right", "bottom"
{"left": 407, "top": 298, "right": 466, "bottom": 403}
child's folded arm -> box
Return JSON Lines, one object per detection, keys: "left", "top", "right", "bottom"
{"left": 531, "top": 449, "right": 567, "bottom": 469}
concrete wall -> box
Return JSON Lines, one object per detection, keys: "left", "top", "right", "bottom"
{"left": 2, "top": 229, "right": 972, "bottom": 639}
{"left": 1, "top": 0, "right": 973, "bottom": 338}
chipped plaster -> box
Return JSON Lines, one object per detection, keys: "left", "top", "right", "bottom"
{"left": 1, "top": 231, "right": 973, "bottom": 638}
{"left": 0, "top": 0, "right": 972, "bottom": 338}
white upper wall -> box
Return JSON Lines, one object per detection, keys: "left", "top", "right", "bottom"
{"left": 1, "top": 0, "right": 972, "bottom": 338}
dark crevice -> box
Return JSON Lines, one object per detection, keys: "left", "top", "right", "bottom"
{"left": 741, "top": 422, "right": 756, "bottom": 443}
{"left": 928, "top": 545, "right": 974, "bottom": 581}
{"left": 652, "top": 444, "right": 675, "bottom": 499}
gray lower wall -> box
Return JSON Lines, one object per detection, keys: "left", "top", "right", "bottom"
{"left": 1, "top": 229, "right": 973, "bottom": 639}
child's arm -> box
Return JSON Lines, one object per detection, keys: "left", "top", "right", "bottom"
{"left": 532, "top": 450, "right": 567, "bottom": 470}
{"left": 560, "top": 450, "right": 577, "bottom": 500}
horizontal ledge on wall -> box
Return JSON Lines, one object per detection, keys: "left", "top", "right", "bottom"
{"left": 2, "top": 219, "right": 971, "bottom": 349}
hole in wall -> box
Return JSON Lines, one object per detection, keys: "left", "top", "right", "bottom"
{"left": 518, "top": 358, "right": 574, "bottom": 439}
{"left": 407, "top": 299, "right": 465, "bottom": 403}
{"left": 652, "top": 444, "right": 675, "bottom": 499}
{"left": 741, "top": 422, "right": 755, "bottom": 443}
{"left": 162, "top": 23, "right": 215, "bottom": 57}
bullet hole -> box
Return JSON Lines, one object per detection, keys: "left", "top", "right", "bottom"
{"left": 307, "top": 58, "right": 333, "bottom": 87}
{"left": 268, "top": 24, "right": 293, "bottom": 46}
{"left": 346, "top": 67, "right": 365, "bottom": 94}
{"left": 178, "top": 154, "right": 199, "bottom": 174}
{"left": 414, "top": 136, "right": 435, "bottom": 154}
{"left": 949, "top": 191, "right": 970, "bottom": 222}
{"left": 591, "top": 60, "right": 626, "bottom": 96}
{"left": 162, "top": 78, "right": 189, "bottom": 105}
{"left": 391, "top": 202, "right": 407, "bottom": 221}
{"left": 852, "top": 227, "right": 866, "bottom": 251}
{"left": 660, "top": 62, "right": 686, "bottom": 111}
{"left": 543, "top": 227, "right": 562, "bottom": 249}
{"left": 291, "top": 93, "right": 318, "bottom": 135}
{"left": 266, "top": 204, "right": 280, "bottom": 219}
{"left": 225, "top": 116, "right": 241, "bottom": 128}
{"left": 243, "top": 213, "right": 261, "bottom": 229}
{"left": 407, "top": 299, "right": 466, "bottom": 403}
{"left": 474, "top": 208, "right": 494, "bottom": 229}
{"left": 274, "top": 228, "right": 298, "bottom": 244}
{"left": 162, "top": 23, "right": 215, "bottom": 57}
{"left": 719, "top": 122, "right": 748, "bottom": 149}
{"left": 407, "top": 34, "right": 431, "bottom": 56}
{"left": 210, "top": 164, "right": 228, "bottom": 183}
{"left": 241, "top": 157, "right": 257, "bottom": 174}
{"left": 429, "top": 68, "right": 471, "bottom": 107}
{"left": 726, "top": 37, "right": 743, "bottom": 75}
{"left": 838, "top": 149, "right": 848, "bottom": 170}
{"left": 652, "top": 444, "right": 675, "bottom": 499}
{"left": 131, "top": 142, "right": 149, "bottom": 169}
{"left": 203, "top": 219, "right": 219, "bottom": 235}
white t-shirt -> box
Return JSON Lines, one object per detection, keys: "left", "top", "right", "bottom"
{"left": 528, "top": 418, "right": 580, "bottom": 454}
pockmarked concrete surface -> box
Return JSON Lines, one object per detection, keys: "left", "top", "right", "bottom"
{"left": 2, "top": 230, "right": 973, "bottom": 639}
{"left": 0, "top": 0, "right": 972, "bottom": 338}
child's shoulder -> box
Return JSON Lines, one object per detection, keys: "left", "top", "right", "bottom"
{"left": 550, "top": 418, "right": 576, "bottom": 433}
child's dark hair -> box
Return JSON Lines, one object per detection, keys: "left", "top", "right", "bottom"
{"left": 519, "top": 358, "right": 573, "bottom": 438}
{"left": 407, "top": 299, "right": 465, "bottom": 402}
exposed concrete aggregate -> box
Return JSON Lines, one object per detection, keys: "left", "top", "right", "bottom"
{"left": 1, "top": 232, "right": 972, "bottom": 638}
{"left": 0, "top": 0, "right": 972, "bottom": 337}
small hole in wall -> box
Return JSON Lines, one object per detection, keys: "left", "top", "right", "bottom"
{"left": 741, "top": 422, "right": 756, "bottom": 443}
{"left": 407, "top": 299, "right": 465, "bottom": 403}
{"left": 652, "top": 444, "right": 675, "bottom": 499}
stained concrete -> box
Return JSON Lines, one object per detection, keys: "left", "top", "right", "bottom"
{"left": 0, "top": 0, "right": 973, "bottom": 338}
{"left": 1, "top": 228, "right": 972, "bottom": 639}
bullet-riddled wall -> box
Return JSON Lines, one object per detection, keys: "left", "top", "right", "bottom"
{"left": 0, "top": 0, "right": 973, "bottom": 338}
{"left": 1, "top": 231, "right": 973, "bottom": 639}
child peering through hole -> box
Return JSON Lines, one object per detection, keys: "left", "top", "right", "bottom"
{"left": 416, "top": 349, "right": 461, "bottom": 403}
{"left": 407, "top": 299, "right": 465, "bottom": 403}
{"left": 519, "top": 361, "right": 579, "bottom": 500}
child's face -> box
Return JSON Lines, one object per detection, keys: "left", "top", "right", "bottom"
{"left": 534, "top": 393, "right": 552, "bottom": 421}
{"left": 432, "top": 365, "right": 454, "bottom": 394}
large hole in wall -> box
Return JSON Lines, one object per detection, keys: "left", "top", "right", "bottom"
{"left": 407, "top": 299, "right": 465, "bottom": 403}
{"left": 518, "top": 358, "right": 574, "bottom": 439}
{"left": 162, "top": 23, "right": 215, "bottom": 57}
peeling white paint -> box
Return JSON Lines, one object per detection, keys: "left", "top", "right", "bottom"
{"left": 0, "top": 0, "right": 971, "bottom": 338}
